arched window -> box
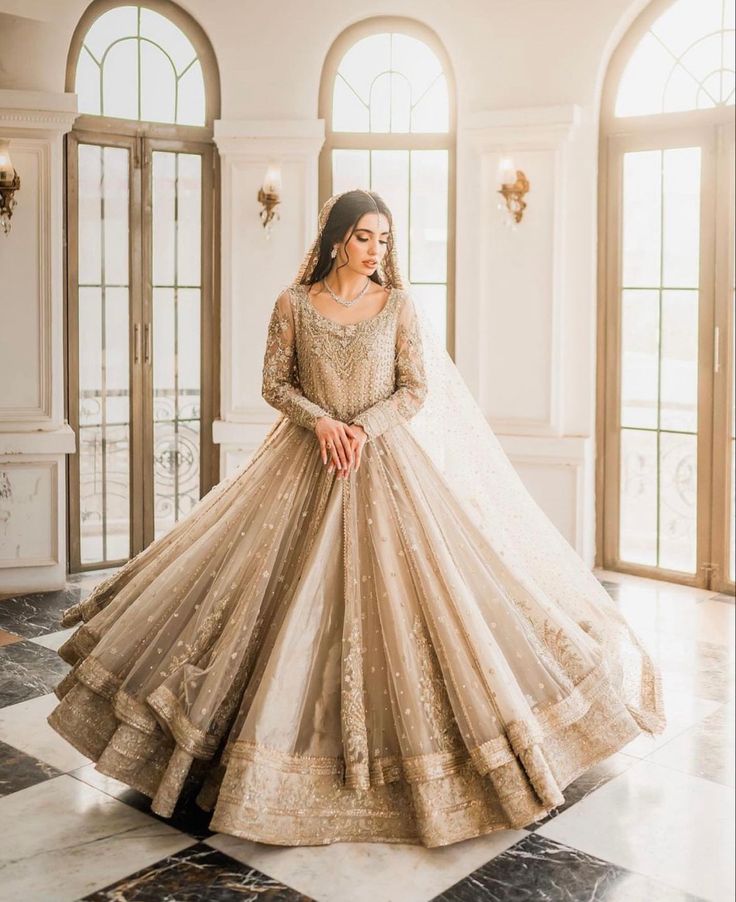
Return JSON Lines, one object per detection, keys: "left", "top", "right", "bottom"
{"left": 65, "top": 1, "right": 220, "bottom": 572}
{"left": 319, "top": 19, "right": 456, "bottom": 352}
{"left": 74, "top": 5, "right": 206, "bottom": 124}
{"left": 598, "top": 0, "right": 735, "bottom": 592}
{"left": 616, "top": 0, "right": 734, "bottom": 115}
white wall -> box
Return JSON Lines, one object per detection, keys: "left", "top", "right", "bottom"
{"left": 0, "top": 0, "right": 651, "bottom": 589}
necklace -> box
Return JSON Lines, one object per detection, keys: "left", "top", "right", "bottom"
{"left": 322, "top": 276, "right": 371, "bottom": 308}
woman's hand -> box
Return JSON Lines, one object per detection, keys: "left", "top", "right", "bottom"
{"left": 316, "top": 418, "right": 367, "bottom": 478}
{"left": 315, "top": 416, "right": 355, "bottom": 477}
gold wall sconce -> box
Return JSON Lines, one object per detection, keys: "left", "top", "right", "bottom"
{"left": 258, "top": 163, "right": 282, "bottom": 236}
{"left": 496, "top": 156, "right": 530, "bottom": 227}
{"left": 0, "top": 139, "right": 21, "bottom": 236}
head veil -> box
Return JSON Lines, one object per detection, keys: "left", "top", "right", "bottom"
{"left": 292, "top": 190, "right": 665, "bottom": 738}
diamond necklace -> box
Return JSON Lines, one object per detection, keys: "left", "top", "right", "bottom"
{"left": 322, "top": 276, "right": 371, "bottom": 308}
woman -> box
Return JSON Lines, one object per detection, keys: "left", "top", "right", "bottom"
{"left": 47, "top": 189, "right": 666, "bottom": 848}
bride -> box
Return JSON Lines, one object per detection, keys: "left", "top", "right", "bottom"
{"left": 47, "top": 188, "right": 666, "bottom": 848}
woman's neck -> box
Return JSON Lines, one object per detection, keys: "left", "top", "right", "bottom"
{"left": 323, "top": 268, "right": 370, "bottom": 299}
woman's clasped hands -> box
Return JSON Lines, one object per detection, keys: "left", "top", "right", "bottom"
{"left": 315, "top": 416, "right": 367, "bottom": 479}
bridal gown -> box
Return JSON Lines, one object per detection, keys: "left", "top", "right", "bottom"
{"left": 47, "top": 283, "right": 665, "bottom": 847}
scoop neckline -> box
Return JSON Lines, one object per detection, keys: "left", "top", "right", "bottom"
{"left": 299, "top": 283, "right": 396, "bottom": 328}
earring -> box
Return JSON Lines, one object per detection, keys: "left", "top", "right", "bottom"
{"left": 330, "top": 247, "right": 337, "bottom": 259}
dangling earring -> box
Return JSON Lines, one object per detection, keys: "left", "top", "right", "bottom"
{"left": 330, "top": 246, "right": 337, "bottom": 259}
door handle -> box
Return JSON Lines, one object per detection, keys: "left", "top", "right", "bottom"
{"left": 134, "top": 323, "right": 141, "bottom": 364}
{"left": 144, "top": 323, "right": 151, "bottom": 364}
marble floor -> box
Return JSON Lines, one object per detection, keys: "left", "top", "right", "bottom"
{"left": 0, "top": 569, "right": 732, "bottom": 901}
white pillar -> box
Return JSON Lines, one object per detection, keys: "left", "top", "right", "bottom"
{"left": 212, "top": 119, "right": 325, "bottom": 476}
{"left": 456, "top": 104, "right": 597, "bottom": 562}
{"left": 0, "top": 90, "right": 78, "bottom": 593}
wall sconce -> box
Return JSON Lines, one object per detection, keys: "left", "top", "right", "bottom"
{"left": 0, "top": 139, "right": 21, "bottom": 236}
{"left": 496, "top": 156, "right": 529, "bottom": 228}
{"left": 258, "top": 163, "right": 282, "bottom": 237}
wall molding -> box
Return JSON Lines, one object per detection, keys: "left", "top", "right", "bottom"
{"left": 212, "top": 119, "right": 325, "bottom": 433}
{"left": 0, "top": 140, "right": 53, "bottom": 422}
{"left": 0, "top": 459, "right": 59, "bottom": 568}
{"left": 462, "top": 104, "right": 581, "bottom": 437}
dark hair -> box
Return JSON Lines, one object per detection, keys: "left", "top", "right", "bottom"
{"left": 307, "top": 189, "right": 394, "bottom": 286}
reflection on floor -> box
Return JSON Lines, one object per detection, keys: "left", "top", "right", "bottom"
{"left": 0, "top": 569, "right": 732, "bottom": 901}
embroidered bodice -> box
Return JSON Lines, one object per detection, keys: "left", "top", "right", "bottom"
{"left": 261, "top": 283, "right": 428, "bottom": 440}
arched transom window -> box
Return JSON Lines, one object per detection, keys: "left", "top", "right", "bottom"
{"left": 74, "top": 4, "right": 205, "bottom": 125}
{"left": 616, "top": 0, "right": 734, "bottom": 116}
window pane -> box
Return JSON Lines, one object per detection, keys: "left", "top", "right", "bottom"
{"left": 76, "top": 142, "right": 132, "bottom": 565}
{"left": 178, "top": 60, "right": 205, "bottom": 126}
{"left": 622, "top": 151, "right": 662, "bottom": 287}
{"left": 336, "top": 33, "right": 391, "bottom": 112}
{"left": 153, "top": 152, "right": 176, "bottom": 285}
{"left": 78, "top": 145, "right": 102, "bottom": 286}
{"left": 75, "top": 47, "right": 101, "bottom": 116}
{"left": 102, "top": 147, "right": 129, "bottom": 285}
{"left": 371, "top": 150, "right": 409, "bottom": 278}
{"left": 140, "top": 41, "right": 176, "bottom": 124}
{"left": 660, "top": 290, "right": 699, "bottom": 432}
{"left": 333, "top": 76, "right": 369, "bottom": 133}
{"left": 152, "top": 151, "right": 202, "bottom": 540}
{"left": 409, "top": 283, "right": 446, "bottom": 348}
{"left": 412, "top": 75, "right": 449, "bottom": 132}
{"left": 177, "top": 155, "right": 202, "bottom": 286}
{"left": 83, "top": 6, "right": 137, "bottom": 60}
{"left": 369, "top": 71, "right": 392, "bottom": 134}
{"left": 140, "top": 6, "right": 197, "bottom": 74}
{"left": 620, "top": 428, "right": 658, "bottom": 565}
{"left": 410, "top": 150, "right": 448, "bottom": 283}
{"left": 332, "top": 149, "right": 369, "bottom": 195}
{"left": 102, "top": 38, "right": 139, "bottom": 120}
{"left": 659, "top": 431, "right": 697, "bottom": 572}
{"left": 663, "top": 147, "right": 701, "bottom": 287}
{"left": 621, "top": 289, "right": 659, "bottom": 429}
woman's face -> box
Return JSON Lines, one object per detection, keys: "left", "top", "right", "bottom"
{"left": 335, "top": 211, "right": 390, "bottom": 277}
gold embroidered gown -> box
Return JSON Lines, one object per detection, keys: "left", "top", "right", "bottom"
{"left": 47, "top": 283, "right": 665, "bottom": 847}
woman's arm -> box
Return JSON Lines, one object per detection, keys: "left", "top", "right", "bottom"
{"left": 261, "top": 289, "right": 331, "bottom": 431}
{"left": 350, "top": 291, "right": 428, "bottom": 441}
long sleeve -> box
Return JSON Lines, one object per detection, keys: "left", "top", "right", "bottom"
{"left": 261, "top": 289, "right": 331, "bottom": 431}
{"left": 350, "top": 292, "right": 428, "bottom": 441}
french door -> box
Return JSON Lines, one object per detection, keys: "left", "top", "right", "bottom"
{"left": 66, "top": 129, "right": 218, "bottom": 572}
{"left": 601, "top": 120, "right": 735, "bottom": 593}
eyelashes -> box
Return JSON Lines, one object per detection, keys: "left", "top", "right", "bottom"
{"left": 356, "top": 237, "right": 388, "bottom": 245}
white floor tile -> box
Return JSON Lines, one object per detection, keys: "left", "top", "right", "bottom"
{"left": 29, "top": 627, "right": 76, "bottom": 652}
{"left": 0, "top": 774, "right": 193, "bottom": 902}
{"left": 537, "top": 756, "right": 735, "bottom": 902}
{"left": 0, "top": 693, "right": 90, "bottom": 772}
{"left": 621, "top": 685, "right": 721, "bottom": 758}
{"left": 207, "top": 828, "right": 526, "bottom": 902}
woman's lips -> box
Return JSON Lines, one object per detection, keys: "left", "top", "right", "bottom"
{"left": 363, "top": 261, "right": 377, "bottom": 267}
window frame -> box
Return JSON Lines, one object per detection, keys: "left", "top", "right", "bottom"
{"left": 64, "top": 0, "right": 221, "bottom": 572}
{"left": 318, "top": 16, "right": 458, "bottom": 357}
{"left": 597, "top": 0, "right": 735, "bottom": 592}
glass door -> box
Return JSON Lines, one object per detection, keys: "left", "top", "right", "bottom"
{"left": 603, "top": 123, "right": 734, "bottom": 590}
{"left": 66, "top": 131, "right": 216, "bottom": 571}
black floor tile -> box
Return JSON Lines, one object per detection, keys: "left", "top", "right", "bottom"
{"left": 431, "top": 833, "right": 706, "bottom": 901}
{"left": 0, "top": 738, "right": 62, "bottom": 797}
{"left": 82, "top": 843, "right": 314, "bottom": 901}
{"left": 0, "top": 640, "right": 69, "bottom": 707}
